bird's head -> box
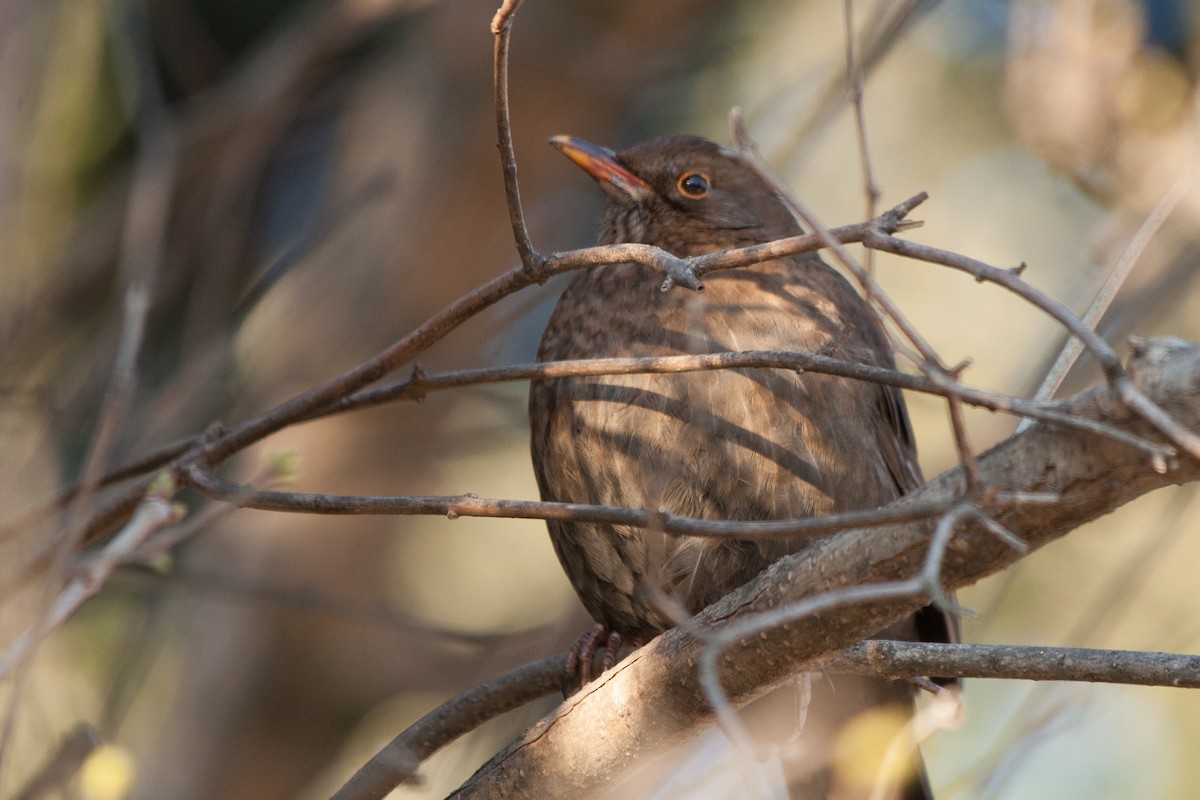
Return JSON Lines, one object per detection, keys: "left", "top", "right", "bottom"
{"left": 550, "top": 134, "right": 802, "bottom": 255}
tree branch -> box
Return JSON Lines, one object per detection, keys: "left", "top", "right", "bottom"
{"left": 9, "top": 196, "right": 924, "bottom": 555}
{"left": 831, "top": 641, "right": 1200, "bottom": 687}
{"left": 182, "top": 459, "right": 956, "bottom": 540}
{"left": 331, "top": 655, "right": 568, "bottom": 800}
{"left": 447, "top": 337, "right": 1200, "bottom": 799}
{"left": 866, "top": 230, "right": 1200, "bottom": 463}
{"left": 319, "top": 352, "right": 1162, "bottom": 457}
{"left": 335, "top": 637, "right": 1200, "bottom": 800}
{"left": 490, "top": 0, "right": 542, "bottom": 275}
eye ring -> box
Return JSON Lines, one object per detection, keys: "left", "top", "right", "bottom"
{"left": 677, "top": 172, "right": 710, "bottom": 198}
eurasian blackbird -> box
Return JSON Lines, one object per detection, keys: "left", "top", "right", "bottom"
{"left": 529, "top": 134, "right": 954, "bottom": 799}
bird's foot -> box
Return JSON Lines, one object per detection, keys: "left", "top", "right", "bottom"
{"left": 563, "top": 624, "right": 625, "bottom": 695}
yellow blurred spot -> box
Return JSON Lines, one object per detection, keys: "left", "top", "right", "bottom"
{"left": 80, "top": 744, "right": 136, "bottom": 800}
{"left": 147, "top": 470, "right": 177, "bottom": 497}
{"left": 266, "top": 451, "right": 299, "bottom": 484}
{"left": 831, "top": 706, "right": 916, "bottom": 793}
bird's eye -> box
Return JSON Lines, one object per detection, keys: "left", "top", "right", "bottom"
{"left": 677, "top": 172, "right": 710, "bottom": 198}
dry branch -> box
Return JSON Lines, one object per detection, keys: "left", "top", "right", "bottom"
{"left": 832, "top": 641, "right": 1200, "bottom": 687}
{"left": 334, "top": 638, "right": 1199, "bottom": 800}
{"left": 448, "top": 337, "right": 1200, "bottom": 799}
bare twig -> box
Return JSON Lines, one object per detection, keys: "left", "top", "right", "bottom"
{"left": 944, "top": 379, "right": 982, "bottom": 494}
{"left": 699, "top": 580, "right": 925, "bottom": 760}
{"left": 191, "top": 201, "right": 924, "bottom": 473}
{"left": 490, "top": 0, "right": 542, "bottom": 275}
{"left": 8, "top": 197, "right": 930, "bottom": 549}
{"left": 731, "top": 112, "right": 985, "bottom": 498}
{"left": 773, "top": 0, "right": 938, "bottom": 174}
{"left": 865, "top": 231, "right": 1200, "bottom": 462}
{"left": 0, "top": 490, "right": 182, "bottom": 680}
{"left": 332, "top": 654, "right": 568, "bottom": 800}
{"left": 0, "top": 439, "right": 191, "bottom": 539}
{"left": 1115, "top": 368, "right": 1200, "bottom": 465}
{"left": 1, "top": 11, "right": 180, "bottom": 761}
{"left": 843, "top": 0, "right": 881, "bottom": 274}
{"left": 1020, "top": 162, "right": 1191, "bottom": 428}
{"left": 319, "top": 351, "right": 1162, "bottom": 455}
{"left": 832, "top": 641, "right": 1200, "bottom": 687}
{"left": 917, "top": 505, "right": 976, "bottom": 606}
{"left": 182, "top": 460, "right": 955, "bottom": 540}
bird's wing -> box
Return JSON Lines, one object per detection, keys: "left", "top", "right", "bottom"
{"left": 876, "top": 379, "right": 924, "bottom": 497}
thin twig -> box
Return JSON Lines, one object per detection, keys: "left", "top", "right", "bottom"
{"left": 193, "top": 199, "right": 923, "bottom": 470}
{"left": 771, "top": 0, "right": 936, "bottom": 175}
{"left": 830, "top": 641, "right": 1200, "bottom": 687}
{"left": 182, "top": 460, "right": 955, "bottom": 540}
{"left": 944, "top": 383, "right": 982, "bottom": 495}
{"left": 918, "top": 505, "right": 975, "bottom": 608}
{"left": 694, "top": 489, "right": 1035, "bottom": 764}
{"left": 490, "top": 0, "right": 542, "bottom": 275}
{"left": 1020, "top": 167, "right": 1191, "bottom": 429}
{"left": 326, "top": 350, "right": 1161, "bottom": 450}
{"left": 699, "top": 581, "right": 926, "bottom": 761}
{"left": 865, "top": 231, "right": 1200, "bottom": 461}
{"left": 843, "top": 0, "right": 880, "bottom": 274}
{"left": 1115, "top": 378, "right": 1200, "bottom": 465}
{"left": 317, "top": 351, "right": 1162, "bottom": 456}
{"left": 0, "top": 491, "right": 182, "bottom": 680}
{"left": 0, "top": 439, "right": 191, "bottom": 539}
{"left": 24, "top": 199, "right": 929, "bottom": 546}
{"left": 1, "top": 41, "right": 178, "bottom": 765}
{"left": 730, "top": 112, "right": 985, "bottom": 499}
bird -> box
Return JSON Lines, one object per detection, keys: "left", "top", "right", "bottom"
{"left": 528, "top": 133, "right": 955, "bottom": 799}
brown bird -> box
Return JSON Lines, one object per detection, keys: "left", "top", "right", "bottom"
{"left": 529, "top": 134, "right": 955, "bottom": 799}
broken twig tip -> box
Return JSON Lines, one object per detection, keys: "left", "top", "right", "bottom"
{"left": 490, "top": 0, "right": 522, "bottom": 34}
{"left": 728, "top": 108, "right": 744, "bottom": 142}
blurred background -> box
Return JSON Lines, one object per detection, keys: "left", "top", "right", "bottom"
{"left": 1, "top": 0, "right": 1199, "bottom": 797}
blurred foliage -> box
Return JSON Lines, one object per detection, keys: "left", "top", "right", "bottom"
{"left": 1, "top": 0, "right": 1198, "bottom": 798}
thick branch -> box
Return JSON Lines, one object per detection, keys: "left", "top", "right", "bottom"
{"left": 449, "top": 337, "right": 1200, "bottom": 799}
{"left": 331, "top": 656, "right": 568, "bottom": 800}
{"left": 337, "top": 639, "right": 1200, "bottom": 799}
